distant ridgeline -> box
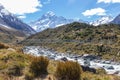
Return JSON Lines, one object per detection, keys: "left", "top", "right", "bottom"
{"left": 21, "top": 22, "right": 120, "bottom": 61}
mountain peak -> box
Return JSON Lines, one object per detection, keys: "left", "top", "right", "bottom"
{"left": 90, "top": 16, "right": 113, "bottom": 26}
{"left": 0, "top": 3, "right": 4, "bottom": 9}
{"left": 45, "top": 11, "right": 55, "bottom": 16}
{"left": 42, "top": 11, "right": 56, "bottom": 18}
{"left": 0, "top": 3, "right": 4, "bottom": 8}
{"left": 30, "top": 12, "right": 85, "bottom": 32}
{"left": 0, "top": 4, "right": 11, "bottom": 16}
{"left": 0, "top": 9, "right": 10, "bottom": 15}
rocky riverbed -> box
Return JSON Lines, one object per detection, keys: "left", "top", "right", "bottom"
{"left": 23, "top": 46, "right": 120, "bottom": 76}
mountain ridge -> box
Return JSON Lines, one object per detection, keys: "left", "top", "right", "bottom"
{"left": 30, "top": 11, "right": 85, "bottom": 32}
{"left": 89, "top": 16, "right": 113, "bottom": 26}
{"left": 0, "top": 4, "right": 36, "bottom": 43}
{"left": 30, "top": 12, "right": 120, "bottom": 32}
{"left": 0, "top": 4, "right": 35, "bottom": 36}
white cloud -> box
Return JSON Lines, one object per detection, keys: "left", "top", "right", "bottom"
{"left": 43, "top": 0, "right": 51, "bottom": 4}
{"left": 0, "top": 0, "right": 42, "bottom": 15}
{"left": 97, "top": 0, "right": 120, "bottom": 3}
{"left": 82, "top": 8, "right": 106, "bottom": 17}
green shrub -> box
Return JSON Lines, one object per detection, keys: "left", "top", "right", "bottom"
{"left": 29, "top": 56, "right": 49, "bottom": 77}
{"left": 96, "top": 68, "right": 106, "bottom": 74}
{"left": 7, "top": 62, "right": 24, "bottom": 76}
{"left": 55, "top": 61, "right": 82, "bottom": 80}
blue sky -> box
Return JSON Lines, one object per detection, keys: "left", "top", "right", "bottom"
{"left": 0, "top": 0, "right": 120, "bottom": 23}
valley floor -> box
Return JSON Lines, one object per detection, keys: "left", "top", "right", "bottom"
{"left": 0, "top": 42, "right": 120, "bottom": 80}
{"left": 23, "top": 46, "right": 120, "bottom": 76}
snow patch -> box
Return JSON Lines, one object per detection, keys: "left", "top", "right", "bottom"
{"left": 1, "top": 9, "right": 10, "bottom": 15}
{"left": 90, "top": 16, "right": 113, "bottom": 26}
{"left": 0, "top": 23, "right": 12, "bottom": 29}
{"left": 30, "top": 12, "right": 84, "bottom": 32}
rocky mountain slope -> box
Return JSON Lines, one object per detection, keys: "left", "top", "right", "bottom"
{"left": 0, "top": 4, "right": 35, "bottom": 36}
{"left": 111, "top": 14, "right": 120, "bottom": 24}
{"left": 0, "top": 4, "right": 36, "bottom": 43}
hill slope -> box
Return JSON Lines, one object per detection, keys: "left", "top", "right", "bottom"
{"left": 22, "top": 22, "right": 120, "bottom": 60}
{"left": 0, "top": 25, "right": 26, "bottom": 43}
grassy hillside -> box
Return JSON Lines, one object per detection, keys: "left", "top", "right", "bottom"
{"left": 0, "top": 26, "right": 26, "bottom": 43}
{"left": 0, "top": 42, "right": 120, "bottom": 80}
{"left": 21, "top": 22, "right": 120, "bottom": 61}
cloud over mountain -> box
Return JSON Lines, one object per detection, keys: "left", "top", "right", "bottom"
{"left": 82, "top": 8, "right": 106, "bottom": 17}
{"left": 0, "top": 0, "right": 42, "bottom": 15}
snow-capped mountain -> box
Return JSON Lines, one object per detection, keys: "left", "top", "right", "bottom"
{"left": 111, "top": 14, "right": 120, "bottom": 24}
{"left": 0, "top": 4, "right": 35, "bottom": 35}
{"left": 30, "top": 11, "right": 83, "bottom": 32}
{"left": 90, "top": 16, "right": 113, "bottom": 26}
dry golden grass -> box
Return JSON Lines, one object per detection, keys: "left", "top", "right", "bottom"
{"left": 55, "top": 61, "right": 82, "bottom": 80}
{"left": 0, "top": 42, "right": 120, "bottom": 80}
{"left": 82, "top": 72, "right": 120, "bottom": 80}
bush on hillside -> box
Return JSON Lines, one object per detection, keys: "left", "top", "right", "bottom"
{"left": 7, "top": 62, "right": 24, "bottom": 76}
{"left": 29, "top": 56, "right": 49, "bottom": 77}
{"left": 96, "top": 68, "right": 106, "bottom": 74}
{"left": 55, "top": 61, "right": 82, "bottom": 80}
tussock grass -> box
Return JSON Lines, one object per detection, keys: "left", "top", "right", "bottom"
{"left": 55, "top": 61, "right": 82, "bottom": 80}
{"left": 28, "top": 56, "right": 49, "bottom": 78}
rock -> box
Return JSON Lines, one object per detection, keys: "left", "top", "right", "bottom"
{"left": 60, "top": 57, "right": 68, "bottom": 61}
{"left": 107, "top": 66, "right": 114, "bottom": 70}
{"left": 7, "top": 48, "right": 16, "bottom": 52}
